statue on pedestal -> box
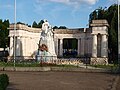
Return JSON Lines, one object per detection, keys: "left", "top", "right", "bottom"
{"left": 37, "top": 19, "right": 57, "bottom": 62}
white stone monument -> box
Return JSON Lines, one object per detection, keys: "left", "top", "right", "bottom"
{"left": 37, "top": 19, "right": 57, "bottom": 62}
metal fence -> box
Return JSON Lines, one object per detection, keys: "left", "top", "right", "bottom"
{"left": 0, "top": 56, "right": 119, "bottom": 73}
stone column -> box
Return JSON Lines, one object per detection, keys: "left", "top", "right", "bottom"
{"left": 55, "top": 38, "right": 58, "bottom": 55}
{"left": 9, "top": 36, "right": 13, "bottom": 56}
{"left": 81, "top": 38, "right": 84, "bottom": 56}
{"left": 25, "top": 37, "right": 29, "bottom": 56}
{"left": 24, "top": 37, "right": 27, "bottom": 57}
{"left": 92, "top": 34, "right": 97, "bottom": 57}
{"left": 77, "top": 38, "right": 81, "bottom": 56}
{"left": 32, "top": 37, "right": 36, "bottom": 55}
{"left": 101, "top": 34, "right": 108, "bottom": 57}
{"left": 59, "top": 39, "right": 63, "bottom": 56}
{"left": 21, "top": 37, "right": 25, "bottom": 57}
{"left": 29, "top": 37, "right": 32, "bottom": 56}
{"left": 16, "top": 36, "right": 21, "bottom": 56}
{"left": 88, "top": 38, "right": 90, "bottom": 54}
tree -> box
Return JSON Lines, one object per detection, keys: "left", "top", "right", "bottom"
{"left": 0, "top": 19, "right": 10, "bottom": 48}
{"left": 37, "top": 20, "right": 44, "bottom": 28}
{"left": 32, "top": 21, "right": 38, "bottom": 28}
{"left": 17, "top": 22, "right": 26, "bottom": 25}
{"left": 89, "top": 7, "right": 106, "bottom": 23}
{"left": 53, "top": 26, "right": 58, "bottom": 29}
{"left": 58, "top": 26, "right": 67, "bottom": 29}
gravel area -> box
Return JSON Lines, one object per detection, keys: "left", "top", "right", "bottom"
{"left": 0, "top": 71, "right": 119, "bottom": 90}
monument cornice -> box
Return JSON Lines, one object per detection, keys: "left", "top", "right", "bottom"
{"left": 8, "top": 24, "right": 42, "bottom": 33}
{"left": 53, "top": 28, "right": 91, "bottom": 34}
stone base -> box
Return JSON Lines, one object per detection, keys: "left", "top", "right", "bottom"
{"left": 8, "top": 56, "right": 33, "bottom": 61}
{"left": 36, "top": 55, "right": 57, "bottom": 62}
{"left": 90, "top": 57, "right": 108, "bottom": 65}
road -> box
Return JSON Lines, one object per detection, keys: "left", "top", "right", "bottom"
{"left": 0, "top": 71, "right": 119, "bottom": 90}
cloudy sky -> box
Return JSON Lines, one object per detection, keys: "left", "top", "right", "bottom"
{"left": 0, "top": 0, "right": 118, "bottom": 28}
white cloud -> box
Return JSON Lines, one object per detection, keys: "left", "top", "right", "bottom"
{"left": 34, "top": 0, "right": 98, "bottom": 24}
{"left": 1, "top": 4, "right": 13, "bottom": 8}
{"left": 36, "top": 0, "right": 99, "bottom": 5}
{"left": 108, "top": 0, "right": 119, "bottom": 4}
{"left": 118, "top": 0, "right": 120, "bottom": 4}
{"left": 50, "top": 0, "right": 69, "bottom": 4}
{"left": 35, "top": 0, "right": 99, "bottom": 13}
{"left": 83, "top": 0, "right": 99, "bottom": 5}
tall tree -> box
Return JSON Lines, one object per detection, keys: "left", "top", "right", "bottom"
{"left": 37, "top": 20, "right": 44, "bottom": 28}
{"left": 32, "top": 21, "right": 38, "bottom": 28}
{"left": 0, "top": 19, "right": 10, "bottom": 48}
{"left": 53, "top": 26, "right": 58, "bottom": 29}
{"left": 58, "top": 26, "right": 67, "bottom": 29}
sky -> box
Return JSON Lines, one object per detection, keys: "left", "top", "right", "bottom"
{"left": 0, "top": 0, "right": 118, "bottom": 28}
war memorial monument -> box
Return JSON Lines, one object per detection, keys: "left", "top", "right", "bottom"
{"left": 8, "top": 19, "right": 109, "bottom": 65}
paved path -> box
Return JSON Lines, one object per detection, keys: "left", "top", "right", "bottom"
{"left": 0, "top": 71, "right": 119, "bottom": 90}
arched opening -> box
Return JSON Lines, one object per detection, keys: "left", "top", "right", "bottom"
{"left": 63, "top": 38, "right": 78, "bottom": 57}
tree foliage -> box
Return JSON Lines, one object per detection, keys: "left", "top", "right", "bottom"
{"left": 32, "top": 20, "right": 67, "bottom": 29}
{"left": 0, "top": 19, "right": 10, "bottom": 48}
{"left": 32, "top": 20, "right": 44, "bottom": 28}
{"left": 53, "top": 26, "right": 58, "bottom": 29}
{"left": 58, "top": 26, "right": 67, "bottom": 29}
{"left": 89, "top": 4, "right": 118, "bottom": 62}
{"left": 53, "top": 26, "right": 67, "bottom": 29}
{"left": 32, "top": 21, "right": 38, "bottom": 28}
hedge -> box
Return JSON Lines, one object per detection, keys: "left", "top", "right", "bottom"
{"left": 0, "top": 74, "right": 9, "bottom": 90}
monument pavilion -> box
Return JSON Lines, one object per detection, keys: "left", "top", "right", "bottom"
{"left": 8, "top": 20, "right": 109, "bottom": 64}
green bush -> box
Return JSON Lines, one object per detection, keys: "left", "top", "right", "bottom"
{"left": 0, "top": 74, "right": 9, "bottom": 90}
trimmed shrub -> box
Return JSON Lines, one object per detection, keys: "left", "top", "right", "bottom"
{"left": 0, "top": 74, "right": 9, "bottom": 90}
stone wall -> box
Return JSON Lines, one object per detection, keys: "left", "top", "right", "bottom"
{"left": 90, "top": 57, "right": 108, "bottom": 65}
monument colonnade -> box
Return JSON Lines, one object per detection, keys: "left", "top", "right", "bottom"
{"left": 9, "top": 24, "right": 41, "bottom": 58}
{"left": 54, "top": 33, "right": 87, "bottom": 57}
{"left": 92, "top": 33, "right": 108, "bottom": 58}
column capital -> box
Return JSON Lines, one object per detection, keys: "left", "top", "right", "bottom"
{"left": 101, "top": 34, "right": 108, "bottom": 36}
{"left": 76, "top": 38, "right": 81, "bottom": 40}
{"left": 92, "top": 34, "right": 97, "bottom": 36}
{"left": 59, "top": 38, "right": 63, "bottom": 40}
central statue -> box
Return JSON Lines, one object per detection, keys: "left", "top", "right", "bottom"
{"left": 37, "top": 19, "right": 57, "bottom": 62}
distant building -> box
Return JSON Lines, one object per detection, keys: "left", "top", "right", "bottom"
{"left": 8, "top": 20, "right": 109, "bottom": 64}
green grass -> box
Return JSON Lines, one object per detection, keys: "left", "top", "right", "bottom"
{"left": 89, "top": 64, "right": 119, "bottom": 69}
{"left": 0, "top": 61, "right": 78, "bottom": 67}
{"left": 0, "top": 62, "right": 48, "bottom": 67}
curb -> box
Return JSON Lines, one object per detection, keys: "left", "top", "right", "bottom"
{"left": 0, "top": 67, "right": 112, "bottom": 73}
{"left": 0, "top": 67, "right": 51, "bottom": 72}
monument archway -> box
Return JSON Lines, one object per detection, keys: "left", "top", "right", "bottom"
{"left": 63, "top": 38, "right": 78, "bottom": 57}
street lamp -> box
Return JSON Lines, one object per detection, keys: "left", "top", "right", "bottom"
{"left": 13, "top": 0, "right": 16, "bottom": 69}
